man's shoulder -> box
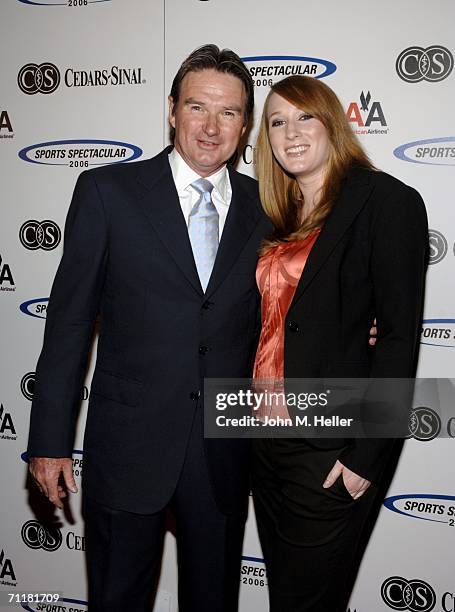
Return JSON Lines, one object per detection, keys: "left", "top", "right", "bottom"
{"left": 228, "top": 167, "right": 259, "bottom": 199}
{"left": 80, "top": 148, "right": 168, "bottom": 185}
{"left": 228, "top": 167, "right": 270, "bottom": 224}
{"left": 229, "top": 166, "right": 258, "bottom": 188}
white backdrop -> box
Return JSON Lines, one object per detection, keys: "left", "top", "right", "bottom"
{"left": 1, "top": 1, "right": 454, "bottom": 611}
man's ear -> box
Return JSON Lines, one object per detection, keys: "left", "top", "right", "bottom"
{"left": 168, "top": 95, "right": 176, "bottom": 129}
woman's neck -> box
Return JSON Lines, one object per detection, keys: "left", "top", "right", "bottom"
{"left": 296, "top": 170, "right": 325, "bottom": 222}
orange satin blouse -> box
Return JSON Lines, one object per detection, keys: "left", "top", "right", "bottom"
{"left": 253, "top": 231, "right": 320, "bottom": 384}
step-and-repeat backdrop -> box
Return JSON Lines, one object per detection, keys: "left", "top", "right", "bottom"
{"left": 1, "top": 1, "right": 454, "bottom": 610}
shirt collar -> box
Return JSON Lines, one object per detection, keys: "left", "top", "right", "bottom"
{"left": 169, "top": 148, "right": 229, "bottom": 202}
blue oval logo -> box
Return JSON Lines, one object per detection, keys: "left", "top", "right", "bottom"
{"left": 19, "top": 297, "right": 49, "bottom": 319}
{"left": 384, "top": 493, "right": 455, "bottom": 524}
{"left": 18, "top": 0, "right": 110, "bottom": 5}
{"left": 18, "top": 139, "right": 143, "bottom": 166}
{"left": 17, "top": 0, "right": 66, "bottom": 4}
{"left": 393, "top": 136, "right": 455, "bottom": 166}
{"left": 21, "top": 597, "right": 87, "bottom": 612}
{"left": 241, "top": 55, "right": 337, "bottom": 85}
{"left": 421, "top": 318, "right": 455, "bottom": 347}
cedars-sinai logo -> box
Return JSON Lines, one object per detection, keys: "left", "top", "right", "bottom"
{"left": 428, "top": 229, "right": 448, "bottom": 265}
{"left": 21, "top": 372, "right": 35, "bottom": 400}
{"left": 396, "top": 45, "right": 453, "bottom": 83}
{"left": 407, "top": 407, "right": 441, "bottom": 441}
{"left": 21, "top": 520, "right": 62, "bottom": 552}
{"left": 18, "top": 63, "right": 60, "bottom": 95}
{"left": 241, "top": 55, "right": 336, "bottom": 87}
{"left": 19, "top": 220, "right": 61, "bottom": 251}
{"left": 381, "top": 576, "right": 436, "bottom": 611}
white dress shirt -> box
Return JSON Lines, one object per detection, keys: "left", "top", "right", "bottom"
{"left": 168, "top": 148, "right": 232, "bottom": 237}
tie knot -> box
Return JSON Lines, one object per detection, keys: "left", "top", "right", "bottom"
{"left": 191, "top": 178, "right": 214, "bottom": 196}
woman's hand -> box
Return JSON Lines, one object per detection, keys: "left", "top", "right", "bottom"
{"left": 322, "top": 459, "right": 371, "bottom": 500}
{"left": 369, "top": 317, "right": 377, "bottom": 346}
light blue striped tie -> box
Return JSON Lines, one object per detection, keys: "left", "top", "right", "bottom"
{"left": 188, "top": 178, "right": 219, "bottom": 292}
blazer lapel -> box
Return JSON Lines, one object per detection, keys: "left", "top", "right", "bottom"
{"left": 135, "top": 148, "right": 203, "bottom": 294}
{"left": 291, "top": 169, "right": 374, "bottom": 306}
{"left": 205, "top": 167, "right": 262, "bottom": 297}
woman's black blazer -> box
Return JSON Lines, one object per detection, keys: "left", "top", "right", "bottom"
{"left": 283, "top": 166, "right": 428, "bottom": 481}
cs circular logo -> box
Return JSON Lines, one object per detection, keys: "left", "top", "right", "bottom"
{"left": 408, "top": 407, "right": 441, "bottom": 441}
{"left": 20, "top": 372, "right": 35, "bottom": 400}
{"left": 18, "top": 63, "right": 60, "bottom": 95}
{"left": 381, "top": 576, "right": 436, "bottom": 611}
{"left": 21, "top": 520, "right": 62, "bottom": 552}
{"left": 19, "top": 220, "right": 61, "bottom": 251}
{"left": 428, "top": 229, "right": 448, "bottom": 265}
{"left": 396, "top": 46, "right": 453, "bottom": 83}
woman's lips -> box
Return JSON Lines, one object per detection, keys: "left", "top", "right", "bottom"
{"left": 285, "top": 144, "right": 309, "bottom": 155}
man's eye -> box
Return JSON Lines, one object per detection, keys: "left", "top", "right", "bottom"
{"left": 190, "top": 105, "right": 202, "bottom": 111}
{"left": 224, "top": 111, "right": 235, "bottom": 117}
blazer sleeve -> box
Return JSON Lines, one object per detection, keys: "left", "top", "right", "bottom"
{"left": 27, "top": 170, "right": 108, "bottom": 458}
{"left": 339, "top": 182, "right": 428, "bottom": 482}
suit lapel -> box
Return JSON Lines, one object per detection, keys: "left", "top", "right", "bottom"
{"left": 135, "top": 148, "right": 203, "bottom": 294}
{"left": 205, "top": 167, "right": 262, "bottom": 297}
{"left": 134, "top": 150, "right": 262, "bottom": 297}
{"left": 291, "top": 169, "right": 374, "bottom": 306}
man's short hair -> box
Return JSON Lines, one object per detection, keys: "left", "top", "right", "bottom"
{"left": 170, "top": 44, "right": 254, "bottom": 125}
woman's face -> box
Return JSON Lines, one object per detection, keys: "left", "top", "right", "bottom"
{"left": 266, "top": 92, "right": 330, "bottom": 183}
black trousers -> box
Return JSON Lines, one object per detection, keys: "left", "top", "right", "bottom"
{"left": 83, "top": 412, "right": 246, "bottom": 612}
{"left": 252, "top": 438, "right": 379, "bottom": 612}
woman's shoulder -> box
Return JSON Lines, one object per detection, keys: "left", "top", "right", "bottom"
{"left": 348, "top": 166, "right": 425, "bottom": 211}
{"left": 346, "top": 168, "right": 427, "bottom": 236}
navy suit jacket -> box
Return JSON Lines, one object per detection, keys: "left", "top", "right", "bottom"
{"left": 28, "top": 147, "right": 272, "bottom": 514}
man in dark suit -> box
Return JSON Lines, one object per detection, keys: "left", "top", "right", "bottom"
{"left": 27, "top": 44, "right": 271, "bottom": 612}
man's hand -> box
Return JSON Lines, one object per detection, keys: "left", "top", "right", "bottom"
{"left": 369, "top": 317, "right": 377, "bottom": 346}
{"left": 29, "top": 457, "right": 78, "bottom": 509}
{"left": 322, "top": 459, "right": 371, "bottom": 500}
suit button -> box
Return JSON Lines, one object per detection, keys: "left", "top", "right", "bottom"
{"left": 288, "top": 321, "right": 299, "bottom": 333}
{"left": 202, "top": 300, "right": 213, "bottom": 310}
{"left": 198, "top": 345, "right": 209, "bottom": 355}
{"left": 190, "top": 391, "right": 200, "bottom": 401}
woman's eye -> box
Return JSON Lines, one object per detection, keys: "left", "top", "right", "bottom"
{"left": 299, "top": 113, "right": 313, "bottom": 121}
{"left": 270, "top": 119, "right": 284, "bottom": 128}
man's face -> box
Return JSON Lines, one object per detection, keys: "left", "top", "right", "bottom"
{"left": 168, "top": 68, "right": 247, "bottom": 177}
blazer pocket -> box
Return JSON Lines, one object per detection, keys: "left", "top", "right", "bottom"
{"left": 332, "top": 475, "right": 356, "bottom": 502}
{"left": 90, "top": 368, "right": 143, "bottom": 407}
